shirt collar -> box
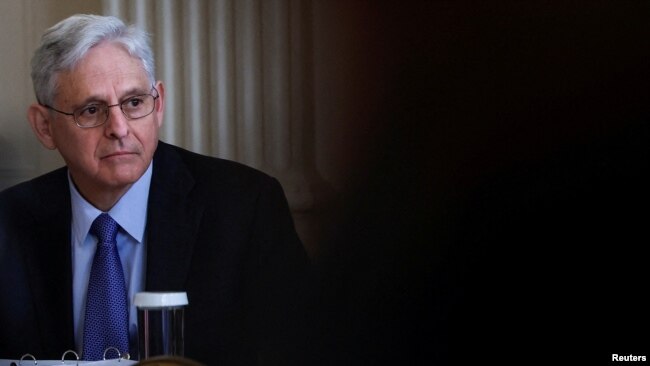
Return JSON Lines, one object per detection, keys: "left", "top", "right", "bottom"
{"left": 69, "top": 162, "right": 153, "bottom": 244}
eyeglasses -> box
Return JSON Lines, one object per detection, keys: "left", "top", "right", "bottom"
{"left": 42, "top": 87, "right": 159, "bottom": 128}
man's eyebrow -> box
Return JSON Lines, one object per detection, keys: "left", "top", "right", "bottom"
{"left": 70, "top": 87, "right": 151, "bottom": 108}
{"left": 119, "top": 87, "right": 151, "bottom": 98}
{"left": 70, "top": 95, "right": 106, "bottom": 109}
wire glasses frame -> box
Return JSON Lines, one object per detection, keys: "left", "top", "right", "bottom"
{"left": 42, "top": 87, "right": 160, "bottom": 128}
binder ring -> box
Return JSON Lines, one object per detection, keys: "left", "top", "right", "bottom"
{"left": 18, "top": 353, "right": 36, "bottom": 365}
{"left": 102, "top": 347, "right": 129, "bottom": 361}
{"left": 61, "top": 350, "right": 79, "bottom": 364}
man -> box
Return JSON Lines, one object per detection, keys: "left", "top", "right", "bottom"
{"left": 0, "top": 14, "right": 311, "bottom": 365}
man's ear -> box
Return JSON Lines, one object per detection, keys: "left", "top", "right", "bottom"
{"left": 153, "top": 80, "right": 165, "bottom": 128}
{"left": 27, "top": 103, "right": 57, "bottom": 150}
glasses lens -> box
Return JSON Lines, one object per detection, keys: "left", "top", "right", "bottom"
{"left": 121, "top": 95, "right": 155, "bottom": 119}
{"left": 74, "top": 104, "right": 106, "bottom": 127}
{"left": 71, "top": 93, "right": 156, "bottom": 128}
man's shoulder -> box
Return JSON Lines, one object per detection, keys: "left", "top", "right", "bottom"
{"left": 151, "top": 142, "right": 289, "bottom": 218}
{"left": 155, "top": 141, "right": 276, "bottom": 188}
{"left": 0, "top": 167, "right": 68, "bottom": 206}
{"left": 0, "top": 167, "right": 69, "bottom": 233}
{"left": 152, "top": 142, "right": 282, "bottom": 200}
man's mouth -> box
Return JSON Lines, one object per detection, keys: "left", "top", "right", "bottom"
{"left": 102, "top": 151, "right": 136, "bottom": 159}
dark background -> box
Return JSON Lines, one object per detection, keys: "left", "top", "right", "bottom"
{"left": 312, "top": 2, "right": 650, "bottom": 365}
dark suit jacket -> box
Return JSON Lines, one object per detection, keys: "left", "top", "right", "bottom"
{"left": 0, "top": 141, "right": 312, "bottom": 365}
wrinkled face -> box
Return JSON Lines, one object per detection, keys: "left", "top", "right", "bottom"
{"left": 48, "top": 42, "right": 164, "bottom": 201}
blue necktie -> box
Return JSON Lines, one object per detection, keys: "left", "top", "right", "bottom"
{"left": 82, "top": 213, "right": 130, "bottom": 360}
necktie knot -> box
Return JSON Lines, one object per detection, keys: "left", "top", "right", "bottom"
{"left": 91, "top": 213, "right": 119, "bottom": 244}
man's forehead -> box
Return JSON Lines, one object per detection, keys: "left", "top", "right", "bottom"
{"left": 54, "top": 45, "right": 150, "bottom": 102}
{"left": 69, "top": 43, "right": 143, "bottom": 74}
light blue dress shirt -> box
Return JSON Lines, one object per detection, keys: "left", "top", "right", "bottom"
{"left": 69, "top": 163, "right": 151, "bottom": 354}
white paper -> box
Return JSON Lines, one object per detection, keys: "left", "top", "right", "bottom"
{"left": 0, "top": 359, "right": 137, "bottom": 366}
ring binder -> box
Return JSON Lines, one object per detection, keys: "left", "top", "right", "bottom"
{"left": 2, "top": 347, "right": 135, "bottom": 366}
{"left": 101, "top": 347, "right": 129, "bottom": 361}
{"left": 18, "top": 353, "right": 35, "bottom": 365}
{"left": 61, "top": 350, "right": 79, "bottom": 364}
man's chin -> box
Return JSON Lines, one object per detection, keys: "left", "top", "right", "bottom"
{"left": 98, "top": 167, "right": 147, "bottom": 189}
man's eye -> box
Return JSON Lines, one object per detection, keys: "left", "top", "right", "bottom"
{"left": 79, "top": 105, "right": 101, "bottom": 117}
{"left": 125, "top": 98, "right": 144, "bottom": 108}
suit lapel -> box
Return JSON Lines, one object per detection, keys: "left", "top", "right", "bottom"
{"left": 23, "top": 168, "right": 76, "bottom": 354}
{"left": 145, "top": 142, "right": 202, "bottom": 291}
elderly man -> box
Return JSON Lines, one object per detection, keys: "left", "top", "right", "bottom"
{"left": 0, "top": 14, "right": 310, "bottom": 365}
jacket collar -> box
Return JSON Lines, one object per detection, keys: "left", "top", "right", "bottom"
{"left": 145, "top": 141, "right": 202, "bottom": 291}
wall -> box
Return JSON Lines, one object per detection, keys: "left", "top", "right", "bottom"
{"left": 0, "top": 0, "right": 102, "bottom": 188}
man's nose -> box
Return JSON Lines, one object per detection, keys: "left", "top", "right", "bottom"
{"left": 104, "top": 104, "right": 129, "bottom": 138}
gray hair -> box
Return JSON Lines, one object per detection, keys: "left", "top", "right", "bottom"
{"left": 30, "top": 14, "right": 155, "bottom": 106}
